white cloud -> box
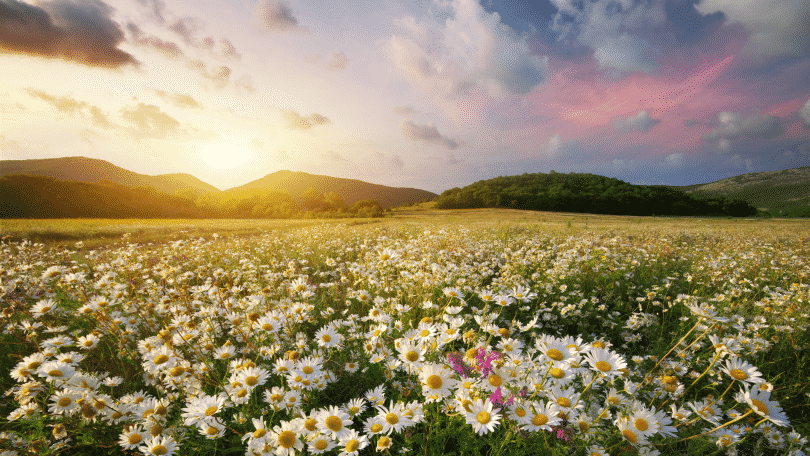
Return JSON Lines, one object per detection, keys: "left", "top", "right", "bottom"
{"left": 386, "top": 0, "right": 548, "bottom": 98}
{"left": 326, "top": 51, "right": 350, "bottom": 71}
{"left": 546, "top": 133, "right": 561, "bottom": 157}
{"left": 694, "top": 0, "right": 810, "bottom": 60}
{"left": 551, "top": 0, "right": 666, "bottom": 75}
{"left": 665, "top": 152, "right": 684, "bottom": 168}
{"left": 718, "top": 138, "right": 731, "bottom": 152}
{"left": 798, "top": 98, "right": 810, "bottom": 128}
{"left": 703, "top": 111, "right": 783, "bottom": 141}
{"left": 612, "top": 110, "right": 661, "bottom": 132}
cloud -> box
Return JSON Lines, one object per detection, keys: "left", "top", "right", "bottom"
{"left": 0, "top": 0, "right": 138, "bottom": 68}
{"left": 386, "top": 0, "right": 548, "bottom": 98}
{"left": 376, "top": 152, "right": 404, "bottom": 170}
{"left": 220, "top": 37, "right": 241, "bottom": 61}
{"left": 798, "top": 98, "right": 810, "bottom": 129}
{"left": 392, "top": 105, "right": 427, "bottom": 117}
{"left": 326, "top": 51, "right": 349, "bottom": 71}
{"left": 120, "top": 102, "right": 180, "bottom": 137}
{"left": 133, "top": 0, "right": 167, "bottom": 24}
{"left": 187, "top": 59, "right": 232, "bottom": 89}
{"left": 400, "top": 119, "right": 461, "bottom": 149}
{"left": 703, "top": 111, "right": 784, "bottom": 141}
{"left": 255, "top": 0, "right": 302, "bottom": 32}
{"left": 127, "top": 23, "right": 183, "bottom": 59}
{"left": 168, "top": 17, "right": 204, "bottom": 46}
{"left": 89, "top": 106, "right": 112, "bottom": 128}
{"left": 321, "top": 150, "right": 348, "bottom": 162}
{"left": 550, "top": 0, "right": 666, "bottom": 75}
{"left": 612, "top": 110, "right": 661, "bottom": 132}
{"left": 25, "top": 88, "right": 87, "bottom": 114}
{"left": 694, "top": 0, "right": 810, "bottom": 61}
{"left": 152, "top": 89, "right": 201, "bottom": 109}
{"left": 665, "top": 152, "right": 684, "bottom": 168}
{"left": 545, "top": 133, "right": 561, "bottom": 157}
{"left": 281, "top": 110, "right": 331, "bottom": 130}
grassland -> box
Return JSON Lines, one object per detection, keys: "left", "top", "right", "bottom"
{"left": 1, "top": 210, "right": 809, "bottom": 456}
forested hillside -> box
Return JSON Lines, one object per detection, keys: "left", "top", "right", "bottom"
{"left": 435, "top": 172, "right": 757, "bottom": 217}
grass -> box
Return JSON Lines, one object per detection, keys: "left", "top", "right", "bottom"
{"left": 1, "top": 210, "right": 809, "bottom": 456}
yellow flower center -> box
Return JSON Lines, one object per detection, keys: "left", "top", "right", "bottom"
{"left": 595, "top": 361, "right": 611, "bottom": 372}
{"left": 128, "top": 434, "right": 142, "bottom": 445}
{"left": 325, "top": 416, "right": 343, "bottom": 432}
{"left": 245, "top": 376, "right": 259, "bottom": 386}
{"left": 750, "top": 399, "right": 769, "bottom": 416}
{"left": 154, "top": 354, "right": 169, "bottom": 365}
{"left": 622, "top": 429, "right": 637, "bottom": 444}
{"left": 426, "top": 375, "right": 443, "bottom": 389}
{"left": 592, "top": 341, "right": 606, "bottom": 349}
{"left": 730, "top": 369, "right": 748, "bottom": 380}
{"left": 386, "top": 413, "right": 399, "bottom": 425}
{"left": 322, "top": 334, "right": 331, "bottom": 343}
{"left": 371, "top": 423, "right": 383, "bottom": 433}
{"left": 57, "top": 397, "right": 72, "bottom": 407}
{"left": 477, "top": 411, "right": 491, "bottom": 424}
{"left": 151, "top": 445, "right": 168, "bottom": 455}
{"left": 406, "top": 351, "right": 419, "bottom": 362}
{"left": 204, "top": 406, "right": 218, "bottom": 416}
{"left": 206, "top": 426, "right": 219, "bottom": 436}
{"left": 278, "top": 430, "right": 296, "bottom": 448}
{"left": 532, "top": 414, "right": 548, "bottom": 426}
{"left": 488, "top": 374, "right": 502, "bottom": 387}
{"left": 550, "top": 368, "right": 565, "bottom": 379}
{"left": 515, "top": 408, "right": 526, "bottom": 417}
{"left": 345, "top": 439, "right": 359, "bottom": 452}
{"left": 48, "top": 369, "right": 63, "bottom": 377}
{"left": 635, "top": 418, "right": 649, "bottom": 432}
{"left": 547, "top": 349, "right": 564, "bottom": 361}
{"left": 557, "top": 397, "right": 571, "bottom": 408}
{"left": 254, "top": 429, "right": 267, "bottom": 438}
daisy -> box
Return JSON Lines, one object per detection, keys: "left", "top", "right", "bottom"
{"left": 584, "top": 348, "right": 627, "bottom": 378}
{"left": 617, "top": 418, "right": 649, "bottom": 447}
{"left": 316, "top": 405, "right": 353, "bottom": 439}
{"left": 397, "top": 340, "right": 426, "bottom": 369}
{"left": 363, "top": 416, "right": 386, "bottom": 436}
{"left": 524, "top": 400, "right": 562, "bottom": 432}
{"left": 31, "top": 299, "right": 58, "bottom": 318}
{"left": 119, "top": 425, "right": 148, "bottom": 450}
{"left": 721, "top": 356, "right": 764, "bottom": 384}
{"left": 180, "top": 394, "right": 228, "bottom": 426}
{"left": 38, "top": 361, "right": 76, "bottom": 383}
{"left": 464, "top": 398, "right": 501, "bottom": 435}
{"left": 198, "top": 418, "right": 226, "bottom": 439}
{"left": 234, "top": 366, "right": 270, "bottom": 389}
{"left": 139, "top": 435, "right": 178, "bottom": 456}
{"left": 269, "top": 420, "right": 304, "bottom": 456}
{"left": 741, "top": 386, "right": 790, "bottom": 426}
{"left": 621, "top": 407, "right": 660, "bottom": 439}
{"left": 536, "top": 338, "right": 576, "bottom": 364}
{"left": 308, "top": 434, "right": 336, "bottom": 454}
{"left": 418, "top": 363, "right": 458, "bottom": 402}
{"left": 376, "top": 435, "right": 393, "bottom": 452}
{"left": 343, "top": 398, "right": 367, "bottom": 417}
{"left": 315, "top": 326, "right": 343, "bottom": 349}
{"left": 364, "top": 385, "right": 386, "bottom": 407}
{"left": 48, "top": 390, "right": 80, "bottom": 415}
{"left": 376, "top": 401, "right": 413, "bottom": 435}
{"left": 213, "top": 343, "right": 236, "bottom": 361}
{"left": 338, "top": 429, "right": 369, "bottom": 455}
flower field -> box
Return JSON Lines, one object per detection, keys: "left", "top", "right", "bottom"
{"left": 1, "top": 213, "right": 809, "bottom": 456}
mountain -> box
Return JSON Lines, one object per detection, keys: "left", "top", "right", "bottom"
{"left": 0, "top": 157, "right": 219, "bottom": 195}
{"left": 433, "top": 171, "right": 757, "bottom": 217}
{"left": 673, "top": 167, "right": 810, "bottom": 216}
{"left": 226, "top": 170, "right": 436, "bottom": 209}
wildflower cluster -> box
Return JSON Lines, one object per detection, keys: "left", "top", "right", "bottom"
{"left": 0, "top": 223, "right": 808, "bottom": 456}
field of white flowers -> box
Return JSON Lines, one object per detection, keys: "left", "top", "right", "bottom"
{"left": 1, "top": 216, "right": 809, "bottom": 456}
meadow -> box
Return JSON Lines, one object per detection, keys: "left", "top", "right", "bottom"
{"left": 1, "top": 210, "right": 808, "bottom": 456}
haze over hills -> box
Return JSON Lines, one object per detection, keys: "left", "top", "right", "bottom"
{"left": 672, "top": 167, "right": 810, "bottom": 216}
{"left": 227, "top": 170, "right": 436, "bottom": 209}
{"left": 0, "top": 157, "right": 220, "bottom": 195}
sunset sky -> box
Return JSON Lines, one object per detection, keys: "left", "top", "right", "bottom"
{"left": 1, "top": 0, "right": 809, "bottom": 192}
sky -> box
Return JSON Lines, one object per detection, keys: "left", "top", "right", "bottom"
{"left": 1, "top": 0, "right": 809, "bottom": 193}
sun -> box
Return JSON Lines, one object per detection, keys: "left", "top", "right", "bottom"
{"left": 196, "top": 142, "right": 253, "bottom": 170}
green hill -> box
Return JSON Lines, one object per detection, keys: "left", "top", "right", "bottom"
{"left": 0, "top": 156, "right": 219, "bottom": 195}
{"left": 673, "top": 167, "right": 810, "bottom": 217}
{"left": 226, "top": 170, "right": 436, "bottom": 209}
{"left": 434, "top": 171, "right": 757, "bottom": 217}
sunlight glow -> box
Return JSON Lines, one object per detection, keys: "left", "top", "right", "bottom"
{"left": 196, "top": 142, "right": 253, "bottom": 170}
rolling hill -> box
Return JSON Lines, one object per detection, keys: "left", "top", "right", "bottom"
{"left": 673, "top": 167, "right": 810, "bottom": 216}
{"left": 0, "top": 156, "right": 219, "bottom": 195}
{"left": 226, "top": 170, "right": 436, "bottom": 209}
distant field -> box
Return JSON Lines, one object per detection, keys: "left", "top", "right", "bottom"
{"left": 3, "top": 209, "right": 808, "bottom": 248}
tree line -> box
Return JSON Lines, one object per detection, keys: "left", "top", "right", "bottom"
{"left": 434, "top": 171, "right": 758, "bottom": 217}
{"left": 0, "top": 175, "right": 385, "bottom": 219}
